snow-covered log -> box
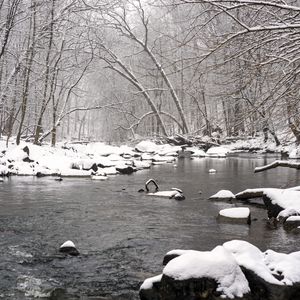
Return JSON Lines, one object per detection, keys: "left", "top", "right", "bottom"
{"left": 254, "top": 160, "right": 300, "bottom": 173}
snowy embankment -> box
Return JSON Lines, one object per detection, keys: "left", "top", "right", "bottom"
{"left": 0, "top": 140, "right": 231, "bottom": 178}
{"left": 140, "top": 240, "right": 300, "bottom": 300}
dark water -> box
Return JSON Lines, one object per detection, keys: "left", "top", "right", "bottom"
{"left": 0, "top": 154, "right": 300, "bottom": 299}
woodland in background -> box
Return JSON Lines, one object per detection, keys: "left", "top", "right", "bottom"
{"left": 1, "top": 0, "right": 300, "bottom": 146}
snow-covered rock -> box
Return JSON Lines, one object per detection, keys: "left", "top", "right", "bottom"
{"left": 219, "top": 207, "right": 250, "bottom": 219}
{"left": 59, "top": 240, "right": 79, "bottom": 256}
{"left": 135, "top": 141, "right": 159, "bottom": 153}
{"left": 208, "top": 168, "right": 217, "bottom": 173}
{"left": 218, "top": 207, "right": 251, "bottom": 224}
{"left": 141, "top": 240, "right": 300, "bottom": 300}
{"left": 210, "top": 190, "right": 235, "bottom": 200}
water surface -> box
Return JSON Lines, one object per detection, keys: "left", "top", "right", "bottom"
{"left": 0, "top": 154, "right": 299, "bottom": 299}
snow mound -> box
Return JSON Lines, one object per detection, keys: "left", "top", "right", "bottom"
{"left": 163, "top": 245, "right": 250, "bottom": 298}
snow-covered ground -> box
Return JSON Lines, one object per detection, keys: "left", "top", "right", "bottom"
{"left": 1, "top": 134, "right": 300, "bottom": 178}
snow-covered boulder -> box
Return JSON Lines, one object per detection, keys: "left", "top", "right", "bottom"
{"left": 210, "top": 190, "right": 235, "bottom": 200}
{"left": 206, "top": 146, "right": 229, "bottom": 157}
{"left": 208, "top": 168, "right": 217, "bottom": 173}
{"left": 218, "top": 207, "right": 251, "bottom": 224}
{"left": 141, "top": 246, "right": 250, "bottom": 300}
{"left": 141, "top": 240, "right": 300, "bottom": 300}
{"left": 135, "top": 141, "right": 159, "bottom": 153}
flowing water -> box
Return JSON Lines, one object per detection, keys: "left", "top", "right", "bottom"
{"left": 0, "top": 154, "right": 300, "bottom": 299}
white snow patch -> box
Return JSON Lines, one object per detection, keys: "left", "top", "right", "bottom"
{"left": 163, "top": 245, "right": 250, "bottom": 299}
{"left": 140, "top": 274, "right": 162, "bottom": 290}
{"left": 206, "top": 147, "right": 229, "bottom": 157}
{"left": 60, "top": 240, "right": 76, "bottom": 249}
{"left": 223, "top": 240, "right": 283, "bottom": 285}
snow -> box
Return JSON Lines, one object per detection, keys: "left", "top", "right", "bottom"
{"left": 91, "top": 175, "right": 108, "bottom": 180}
{"left": 263, "top": 189, "right": 300, "bottom": 214}
{"left": 60, "top": 240, "right": 76, "bottom": 249}
{"left": 286, "top": 216, "right": 300, "bottom": 222}
{"left": 147, "top": 190, "right": 178, "bottom": 198}
{"left": 210, "top": 190, "right": 235, "bottom": 199}
{"left": 206, "top": 146, "right": 229, "bottom": 157}
{"left": 186, "top": 147, "right": 207, "bottom": 157}
{"left": 264, "top": 249, "right": 300, "bottom": 285}
{"left": 163, "top": 245, "right": 250, "bottom": 298}
{"left": 289, "top": 148, "right": 300, "bottom": 159}
{"left": 223, "top": 240, "right": 282, "bottom": 285}
{"left": 135, "top": 140, "right": 159, "bottom": 153}
{"left": 219, "top": 207, "right": 250, "bottom": 218}
{"left": 140, "top": 274, "right": 162, "bottom": 290}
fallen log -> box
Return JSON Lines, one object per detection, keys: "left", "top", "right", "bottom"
{"left": 254, "top": 160, "right": 300, "bottom": 173}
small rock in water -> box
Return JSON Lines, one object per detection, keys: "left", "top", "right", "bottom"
{"left": 54, "top": 177, "right": 63, "bottom": 182}
{"left": 174, "top": 193, "right": 185, "bottom": 201}
{"left": 0, "top": 178, "right": 3, "bottom": 182}
{"left": 59, "top": 240, "right": 79, "bottom": 256}
{"left": 208, "top": 169, "right": 217, "bottom": 174}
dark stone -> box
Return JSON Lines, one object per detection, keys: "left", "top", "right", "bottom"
{"left": 240, "top": 267, "right": 300, "bottom": 300}
{"left": 139, "top": 280, "right": 161, "bottom": 300}
{"left": 263, "top": 195, "right": 283, "bottom": 219}
{"left": 59, "top": 246, "right": 79, "bottom": 256}
{"left": 138, "top": 189, "right": 145, "bottom": 192}
{"left": 23, "top": 146, "right": 30, "bottom": 156}
{"left": 160, "top": 275, "right": 221, "bottom": 300}
{"left": 116, "top": 166, "right": 136, "bottom": 174}
{"left": 283, "top": 218, "right": 300, "bottom": 231}
{"left": 90, "top": 163, "right": 98, "bottom": 172}
{"left": 23, "top": 156, "right": 34, "bottom": 163}
{"left": 36, "top": 172, "right": 46, "bottom": 178}
{"left": 163, "top": 254, "right": 181, "bottom": 266}
{"left": 173, "top": 194, "right": 185, "bottom": 201}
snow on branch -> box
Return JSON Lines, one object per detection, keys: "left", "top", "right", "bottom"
{"left": 254, "top": 160, "right": 300, "bottom": 173}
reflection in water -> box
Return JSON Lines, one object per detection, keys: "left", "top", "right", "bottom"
{"left": 0, "top": 154, "right": 299, "bottom": 299}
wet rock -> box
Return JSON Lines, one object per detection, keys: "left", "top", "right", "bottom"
{"left": 173, "top": 193, "right": 185, "bottom": 201}
{"left": 59, "top": 240, "right": 79, "bottom": 256}
{"left": 263, "top": 194, "right": 283, "bottom": 219}
{"left": 240, "top": 267, "right": 300, "bottom": 300}
{"left": 116, "top": 166, "right": 136, "bottom": 174}
{"left": 283, "top": 216, "right": 300, "bottom": 231}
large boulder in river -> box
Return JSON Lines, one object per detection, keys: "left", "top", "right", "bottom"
{"left": 140, "top": 240, "right": 300, "bottom": 300}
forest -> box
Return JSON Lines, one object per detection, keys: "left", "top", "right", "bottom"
{"left": 1, "top": 0, "right": 300, "bottom": 146}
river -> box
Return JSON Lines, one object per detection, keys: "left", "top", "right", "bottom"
{"left": 0, "top": 154, "right": 299, "bottom": 299}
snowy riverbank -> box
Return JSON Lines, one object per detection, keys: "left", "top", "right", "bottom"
{"left": 0, "top": 136, "right": 298, "bottom": 178}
